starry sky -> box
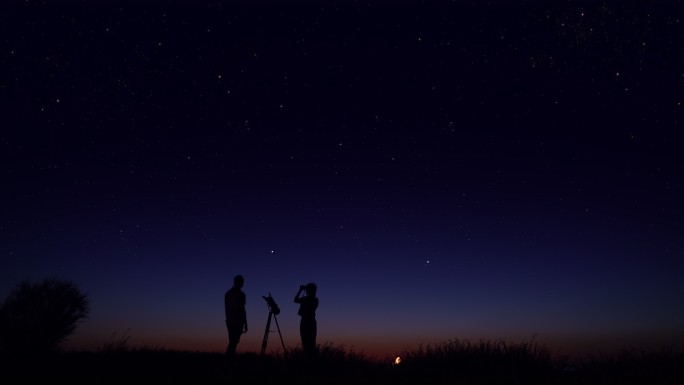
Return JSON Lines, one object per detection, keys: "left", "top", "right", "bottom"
{"left": 2, "top": 1, "right": 683, "bottom": 361}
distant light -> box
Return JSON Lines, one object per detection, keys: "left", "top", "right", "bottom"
{"left": 394, "top": 356, "right": 402, "bottom": 365}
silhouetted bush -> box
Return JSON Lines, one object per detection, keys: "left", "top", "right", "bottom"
{"left": 0, "top": 278, "right": 89, "bottom": 356}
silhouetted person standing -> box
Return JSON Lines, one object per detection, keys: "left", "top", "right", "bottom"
{"left": 294, "top": 282, "right": 318, "bottom": 358}
{"left": 225, "top": 274, "right": 248, "bottom": 357}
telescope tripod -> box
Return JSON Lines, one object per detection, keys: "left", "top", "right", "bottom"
{"left": 261, "top": 294, "right": 286, "bottom": 355}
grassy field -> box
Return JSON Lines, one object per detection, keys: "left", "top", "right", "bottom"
{"left": 2, "top": 339, "right": 683, "bottom": 384}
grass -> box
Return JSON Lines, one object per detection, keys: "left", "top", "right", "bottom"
{"left": 2, "top": 338, "right": 683, "bottom": 384}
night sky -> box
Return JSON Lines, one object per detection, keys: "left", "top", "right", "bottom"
{"left": 2, "top": 1, "right": 683, "bottom": 361}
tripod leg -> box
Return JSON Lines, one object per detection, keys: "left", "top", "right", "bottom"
{"left": 261, "top": 312, "right": 272, "bottom": 355}
{"left": 272, "top": 313, "right": 287, "bottom": 354}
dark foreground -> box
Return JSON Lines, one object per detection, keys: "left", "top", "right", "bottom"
{"left": 2, "top": 342, "right": 683, "bottom": 384}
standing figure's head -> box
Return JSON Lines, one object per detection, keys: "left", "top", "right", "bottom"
{"left": 305, "top": 282, "right": 317, "bottom": 296}
{"left": 233, "top": 274, "right": 244, "bottom": 288}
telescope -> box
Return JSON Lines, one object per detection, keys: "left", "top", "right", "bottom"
{"left": 261, "top": 292, "right": 286, "bottom": 354}
{"left": 262, "top": 293, "right": 280, "bottom": 315}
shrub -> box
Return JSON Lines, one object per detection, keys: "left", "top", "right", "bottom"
{"left": 0, "top": 278, "right": 90, "bottom": 355}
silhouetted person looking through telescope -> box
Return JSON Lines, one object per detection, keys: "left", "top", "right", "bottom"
{"left": 294, "top": 282, "right": 318, "bottom": 358}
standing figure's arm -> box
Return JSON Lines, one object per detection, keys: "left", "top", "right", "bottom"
{"left": 294, "top": 285, "right": 305, "bottom": 302}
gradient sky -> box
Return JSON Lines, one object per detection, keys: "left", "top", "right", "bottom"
{"left": 2, "top": 1, "right": 683, "bottom": 362}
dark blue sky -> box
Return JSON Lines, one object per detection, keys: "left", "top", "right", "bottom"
{"left": 2, "top": 1, "right": 683, "bottom": 361}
